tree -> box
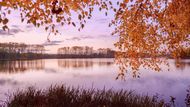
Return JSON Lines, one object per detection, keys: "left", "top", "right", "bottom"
{"left": 112, "top": 0, "right": 190, "bottom": 78}
{"left": 0, "top": 0, "right": 189, "bottom": 78}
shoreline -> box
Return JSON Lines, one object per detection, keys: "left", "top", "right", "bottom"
{"left": 0, "top": 56, "right": 189, "bottom": 62}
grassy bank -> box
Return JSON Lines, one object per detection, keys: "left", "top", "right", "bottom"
{"left": 5, "top": 85, "right": 171, "bottom": 107}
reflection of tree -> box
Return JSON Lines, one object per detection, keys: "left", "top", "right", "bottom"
{"left": 58, "top": 59, "right": 114, "bottom": 69}
{"left": 97, "top": 61, "right": 113, "bottom": 67}
{"left": 174, "top": 60, "right": 190, "bottom": 70}
{"left": 179, "top": 48, "right": 190, "bottom": 58}
{"left": 0, "top": 60, "right": 45, "bottom": 73}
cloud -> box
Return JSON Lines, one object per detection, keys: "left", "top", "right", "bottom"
{"left": 65, "top": 34, "right": 111, "bottom": 41}
{"left": 66, "top": 37, "right": 81, "bottom": 41}
{"left": 12, "top": 25, "right": 19, "bottom": 28}
{"left": 98, "top": 34, "right": 111, "bottom": 38}
{"left": 66, "top": 35, "right": 94, "bottom": 41}
{"left": 42, "top": 40, "right": 64, "bottom": 46}
{"left": 11, "top": 24, "right": 33, "bottom": 32}
{"left": 25, "top": 25, "right": 33, "bottom": 28}
{"left": 0, "top": 28, "right": 23, "bottom": 36}
{"left": 95, "top": 18, "right": 110, "bottom": 24}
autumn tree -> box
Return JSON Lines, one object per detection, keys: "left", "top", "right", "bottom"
{"left": 0, "top": 0, "right": 189, "bottom": 78}
{"left": 112, "top": 0, "right": 190, "bottom": 78}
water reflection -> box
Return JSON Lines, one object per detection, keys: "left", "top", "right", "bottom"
{"left": 0, "top": 59, "right": 114, "bottom": 74}
{"left": 0, "top": 60, "right": 45, "bottom": 73}
{"left": 0, "top": 59, "right": 189, "bottom": 106}
{"left": 174, "top": 59, "right": 190, "bottom": 70}
{"left": 0, "top": 78, "right": 19, "bottom": 86}
{"left": 185, "top": 86, "right": 190, "bottom": 107}
{"left": 58, "top": 59, "right": 114, "bottom": 69}
{"left": 0, "top": 59, "right": 189, "bottom": 74}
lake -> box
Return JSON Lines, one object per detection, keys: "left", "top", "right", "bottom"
{"left": 0, "top": 58, "right": 190, "bottom": 106}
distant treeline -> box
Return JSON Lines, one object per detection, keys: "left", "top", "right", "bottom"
{"left": 0, "top": 43, "right": 115, "bottom": 60}
{"left": 57, "top": 46, "right": 115, "bottom": 58}
{"left": 0, "top": 42, "right": 189, "bottom": 60}
{"left": 0, "top": 42, "right": 45, "bottom": 60}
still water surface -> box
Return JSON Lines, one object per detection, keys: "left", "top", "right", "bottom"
{"left": 0, "top": 58, "right": 189, "bottom": 106}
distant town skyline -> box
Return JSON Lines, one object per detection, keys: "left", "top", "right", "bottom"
{"left": 0, "top": 8, "right": 118, "bottom": 53}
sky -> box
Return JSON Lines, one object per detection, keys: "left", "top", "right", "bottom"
{"left": 0, "top": 7, "right": 118, "bottom": 54}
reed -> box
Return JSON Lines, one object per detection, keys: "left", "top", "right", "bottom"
{"left": 6, "top": 85, "right": 170, "bottom": 107}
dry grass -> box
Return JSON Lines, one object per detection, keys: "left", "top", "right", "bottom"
{"left": 5, "top": 85, "right": 171, "bottom": 107}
